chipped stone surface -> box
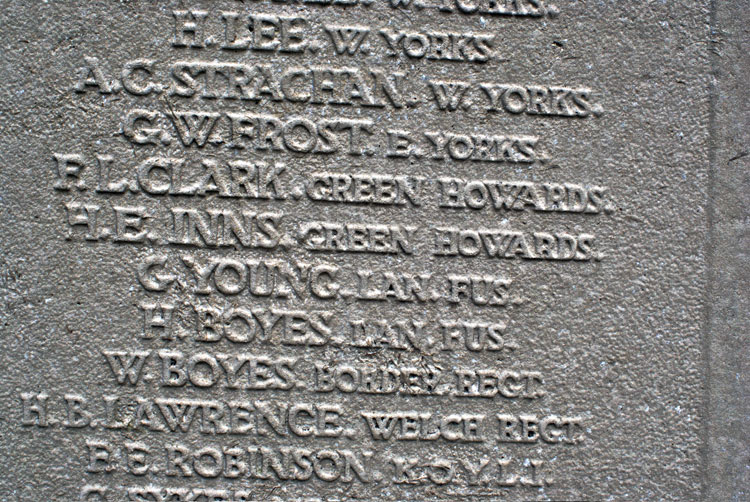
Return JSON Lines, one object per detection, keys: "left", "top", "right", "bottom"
{"left": 0, "top": 1, "right": 744, "bottom": 500}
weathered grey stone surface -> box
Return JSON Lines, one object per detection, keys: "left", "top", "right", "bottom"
{"left": 705, "top": 1, "right": 749, "bottom": 501}
{"left": 0, "top": 1, "right": 745, "bottom": 501}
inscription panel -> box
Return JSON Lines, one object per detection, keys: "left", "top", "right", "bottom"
{"left": 0, "top": 1, "right": 716, "bottom": 501}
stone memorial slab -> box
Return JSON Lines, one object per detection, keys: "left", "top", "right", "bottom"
{"left": 0, "top": 1, "right": 746, "bottom": 501}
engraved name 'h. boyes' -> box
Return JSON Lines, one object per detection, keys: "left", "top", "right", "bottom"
{"left": 139, "top": 300, "right": 516, "bottom": 353}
